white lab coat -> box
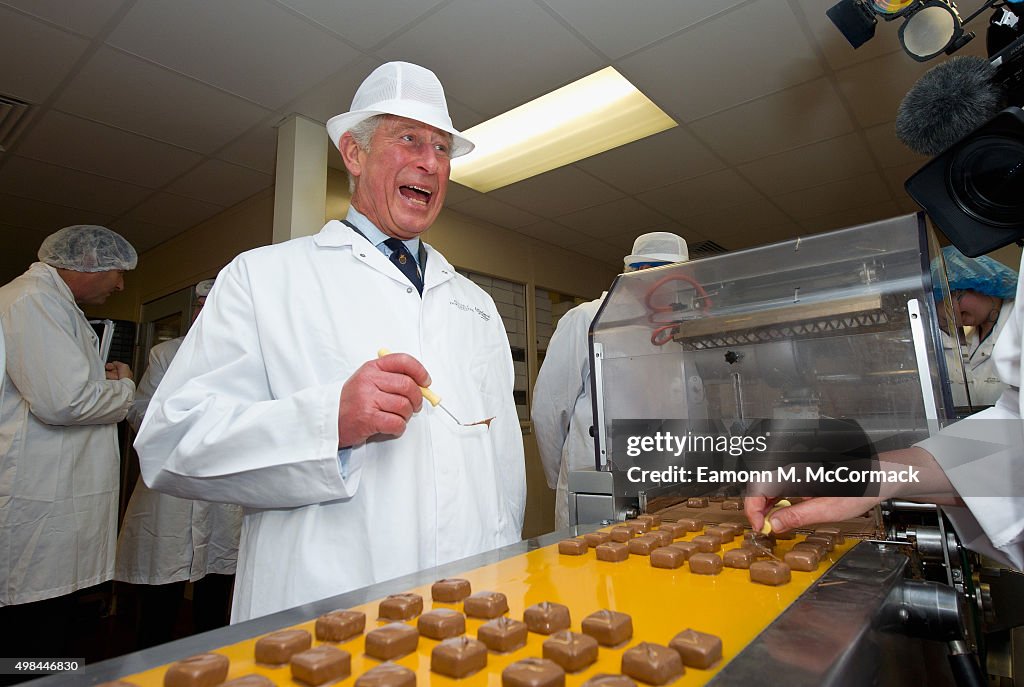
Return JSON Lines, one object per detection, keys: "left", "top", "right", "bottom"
{"left": 115, "top": 337, "right": 242, "bottom": 585}
{"left": 135, "top": 221, "right": 526, "bottom": 622}
{"left": 961, "top": 300, "right": 1014, "bottom": 407}
{"left": 918, "top": 255, "right": 1024, "bottom": 570}
{"left": 531, "top": 295, "right": 605, "bottom": 529}
{"left": 0, "top": 262, "right": 134, "bottom": 605}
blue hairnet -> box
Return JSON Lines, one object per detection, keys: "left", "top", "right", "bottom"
{"left": 37, "top": 225, "right": 137, "bottom": 272}
{"left": 933, "top": 245, "right": 1017, "bottom": 300}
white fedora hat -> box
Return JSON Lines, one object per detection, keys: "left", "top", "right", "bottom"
{"left": 326, "top": 61, "right": 474, "bottom": 158}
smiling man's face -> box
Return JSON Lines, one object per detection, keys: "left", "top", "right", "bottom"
{"left": 341, "top": 115, "right": 452, "bottom": 240}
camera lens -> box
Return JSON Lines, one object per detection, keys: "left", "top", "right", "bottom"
{"left": 947, "top": 135, "right": 1024, "bottom": 226}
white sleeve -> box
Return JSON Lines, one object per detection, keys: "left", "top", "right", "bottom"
{"left": 135, "top": 259, "right": 353, "bottom": 509}
{"left": 126, "top": 343, "right": 173, "bottom": 433}
{"left": 531, "top": 305, "right": 591, "bottom": 489}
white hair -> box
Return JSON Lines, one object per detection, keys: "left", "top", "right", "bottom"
{"left": 346, "top": 115, "right": 385, "bottom": 194}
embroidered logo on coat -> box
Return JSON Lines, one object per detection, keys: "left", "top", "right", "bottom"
{"left": 450, "top": 298, "right": 491, "bottom": 322}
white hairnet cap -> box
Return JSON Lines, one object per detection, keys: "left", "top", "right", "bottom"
{"left": 624, "top": 232, "right": 689, "bottom": 268}
{"left": 195, "top": 279, "right": 215, "bottom": 297}
{"left": 38, "top": 225, "right": 138, "bottom": 272}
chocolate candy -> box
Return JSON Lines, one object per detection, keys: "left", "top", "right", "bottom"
{"left": 686, "top": 497, "right": 708, "bottom": 508}
{"left": 625, "top": 519, "right": 650, "bottom": 533}
{"left": 596, "top": 542, "right": 629, "bottom": 562}
{"left": 688, "top": 552, "right": 724, "bottom": 575}
{"left": 365, "top": 623, "right": 419, "bottom": 660}
{"left": 355, "top": 663, "right": 416, "bottom": 687}
{"left": 649, "top": 530, "right": 674, "bottom": 547}
{"left": 749, "top": 560, "right": 792, "bottom": 586}
{"left": 478, "top": 616, "right": 529, "bottom": 652}
{"left": 658, "top": 522, "right": 688, "bottom": 539}
{"left": 669, "top": 629, "right": 722, "bottom": 669}
{"left": 315, "top": 609, "right": 365, "bottom": 642}
{"left": 804, "top": 534, "right": 835, "bottom": 552}
{"left": 163, "top": 653, "right": 229, "bottom": 687}
{"left": 524, "top": 601, "right": 571, "bottom": 634}
{"left": 290, "top": 645, "right": 350, "bottom": 686}
{"left": 650, "top": 547, "right": 687, "bottom": 569}
{"left": 609, "top": 526, "right": 636, "bottom": 542}
{"left": 431, "top": 636, "right": 488, "bottom": 678}
{"left": 815, "top": 527, "right": 846, "bottom": 544}
{"left": 784, "top": 549, "right": 820, "bottom": 572}
{"left": 742, "top": 532, "right": 775, "bottom": 552}
{"left": 432, "top": 578, "right": 472, "bottom": 602}
{"left": 721, "top": 499, "right": 742, "bottom": 510}
{"left": 379, "top": 593, "right": 423, "bottom": 621}
{"left": 585, "top": 531, "right": 613, "bottom": 548}
{"left": 636, "top": 513, "right": 662, "bottom": 527}
{"left": 464, "top": 591, "right": 509, "bottom": 619}
{"left": 723, "top": 548, "right": 756, "bottom": 569}
{"left": 691, "top": 534, "right": 721, "bottom": 553}
{"left": 709, "top": 494, "right": 725, "bottom": 502}
{"left": 418, "top": 608, "right": 466, "bottom": 639}
{"left": 581, "top": 674, "right": 637, "bottom": 686}
{"left": 627, "top": 536, "right": 659, "bottom": 556}
{"left": 675, "top": 517, "right": 703, "bottom": 532}
{"left": 543, "top": 631, "right": 599, "bottom": 672}
{"left": 220, "top": 676, "right": 274, "bottom": 687}
{"left": 502, "top": 658, "right": 566, "bottom": 687}
{"left": 793, "top": 541, "right": 828, "bottom": 557}
{"left": 558, "top": 538, "right": 589, "bottom": 555}
{"left": 581, "top": 610, "right": 633, "bottom": 647}
{"left": 255, "top": 629, "right": 312, "bottom": 664}
{"left": 667, "top": 541, "right": 698, "bottom": 559}
{"left": 704, "top": 525, "right": 735, "bottom": 543}
{"left": 717, "top": 521, "right": 745, "bottom": 537}
{"left": 772, "top": 529, "right": 796, "bottom": 540}
{"left": 621, "top": 642, "right": 684, "bottom": 685}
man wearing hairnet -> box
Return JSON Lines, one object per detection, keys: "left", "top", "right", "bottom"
{"left": 136, "top": 62, "right": 526, "bottom": 622}
{"left": 0, "top": 225, "right": 137, "bottom": 655}
{"left": 532, "top": 232, "right": 689, "bottom": 529}
{"left": 116, "top": 279, "right": 242, "bottom": 648}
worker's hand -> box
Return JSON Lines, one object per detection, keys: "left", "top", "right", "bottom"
{"left": 744, "top": 495, "right": 881, "bottom": 534}
{"left": 105, "top": 361, "right": 133, "bottom": 381}
{"left": 337, "top": 352, "right": 431, "bottom": 447}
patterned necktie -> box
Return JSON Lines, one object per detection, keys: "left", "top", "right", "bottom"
{"left": 383, "top": 238, "right": 423, "bottom": 295}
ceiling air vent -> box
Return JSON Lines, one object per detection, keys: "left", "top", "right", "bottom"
{"left": 688, "top": 240, "right": 728, "bottom": 258}
{"left": 0, "top": 94, "right": 34, "bottom": 153}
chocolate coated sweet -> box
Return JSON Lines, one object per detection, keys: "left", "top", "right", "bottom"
{"left": 524, "top": 601, "right": 571, "bottom": 634}
{"left": 432, "top": 578, "right": 472, "bottom": 603}
{"left": 627, "top": 536, "right": 659, "bottom": 556}
{"left": 220, "top": 676, "right": 274, "bottom": 687}
{"left": 581, "top": 610, "right": 633, "bottom": 646}
{"left": 742, "top": 532, "right": 775, "bottom": 552}
{"left": 464, "top": 591, "right": 509, "bottom": 619}
{"left": 581, "top": 675, "right": 637, "bottom": 687}
{"left": 255, "top": 629, "right": 312, "bottom": 664}
{"left": 650, "top": 530, "right": 673, "bottom": 547}
{"left": 650, "top": 547, "right": 687, "bottom": 569}
{"left": 815, "top": 527, "right": 846, "bottom": 544}
{"left": 315, "top": 609, "right": 366, "bottom": 642}
{"left": 659, "top": 522, "right": 688, "bottom": 539}
{"left": 688, "top": 552, "right": 724, "bottom": 575}
{"left": 793, "top": 541, "right": 828, "bottom": 557}
{"left": 585, "top": 531, "right": 613, "bottom": 548}
{"left": 704, "top": 525, "right": 735, "bottom": 543}
{"left": 558, "top": 538, "right": 589, "bottom": 555}
{"left": 365, "top": 623, "right": 419, "bottom": 660}
{"left": 163, "top": 653, "right": 229, "bottom": 687}
{"left": 621, "top": 642, "right": 684, "bottom": 685}
{"left": 478, "top": 616, "right": 529, "bottom": 652}
{"left": 355, "top": 663, "right": 416, "bottom": 687}
{"left": 686, "top": 497, "right": 709, "bottom": 508}
{"left": 596, "top": 542, "right": 630, "bottom": 562}
{"left": 784, "top": 549, "right": 820, "bottom": 572}
{"left": 379, "top": 593, "right": 423, "bottom": 621}
{"left": 749, "top": 560, "right": 792, "bottom": 586}
{"left": 610, "top": 526, "right": 636, "bottom": 542}
{"left": 691, "top": 534, "right": 722, "bottom": 553}
{"left": 676, "top": 517, "right": 703, "bottom": 532}
{"left": 417, "top": 608, "right": 466, "bottom": 639}
{"left": 636, "top": 513, "right": 662, "bottom": 527}
{"left": 669, "top": 629, "right": 722, "bottom": 669}
{"left": 804, "top": 534, "right": 835, "bottom": 551}
{"left": 431, "top": 636, "right": 488, "bottom": 678}
{"left": 721, "top": 499, "right": 742, "bottom": 510}
{"left": 502, "top": 658, "right": 566, "bottom": 687}
{"left": 290, "top": 645, "right": 350, "bottom": 686}
{"left": 717, "top": 521, "right": 745, "bottom": 537}
{"left": 625, "top": 519, "right": 650, "bottom": 533}
{"left": 723, "top": 548, "right": 756, "bottom": 569}
{"left": 543, "top": 631, "right": 599, "bottom": 672}
{"left": 667, "top": 541, "right": 698, "bottom": 559}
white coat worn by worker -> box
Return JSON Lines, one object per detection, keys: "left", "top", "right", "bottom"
{"left": 0, "top": 262, "right": 134, "bottom": 605}
{"left": 136, "top": 221, "right": 527, "bottom": 622}
{"left": 532, "top": 295, "right": 605, "bottom": 529}
{"left": 115, "top": 337, "right": 242, "bottom": 585}
{"left": 917, "top": 252, "right": 1024, "bottom": 570}
{"left": 960, "top": 300, "right": 1015, "bottom": 406}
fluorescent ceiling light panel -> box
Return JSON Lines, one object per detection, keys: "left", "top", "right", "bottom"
{"left": 450, "top": 66, "right": 677, "bottom": 193}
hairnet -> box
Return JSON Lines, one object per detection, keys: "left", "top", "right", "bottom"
{"left": 933, "top": 245, "right": 1018, "bottom": 300}
{"left": 195, "top": 279, "right": 215, "bottom": 297}
{"left": 624, "top": 232, "right": 689, "bottom": 268}
{"left": 38, "top": 225, "right": 138, "bottom": 272}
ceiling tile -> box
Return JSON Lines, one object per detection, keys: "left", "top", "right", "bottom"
{"left": 442, "top": 182, "right": 479, "bottom": 207}
{"left": 618, "top": 0, "right": 823, "bottom": 122}
{"left": 448, "top": 196, "right": 539, "bottom": 229}
{"left": 379, "top": 0, "right": 603, "bottom": 116}
{"left": 882, "top": 161, "right": 924, "bottom": 202}
{"left": 864, "top": 120, "right": 928, "bottom": 169}
{"left": 576, "top": 126, "right": 725, "bottom": 194}
{"left": 556, "top": 197, "right": 669, "bottom": 238}
{"left": 774, "top": 171, "right": 892, "bottom": 220}
{"left": 684, "top": 198, "right": 793, "bottom": 239}
{"left": 275, "top": 0, "right": 447, "bottom": 50}
{"left": 218, "top": 122, "right": 279, "bottom": 174}
{"left": 738, "top": 132, "right": 876, "bottom": 196}
{"left": 637, "top": 169, "right": 763, "bottom": 223}
{"left": 834, "top": 50, "right": 933, "bottom": 128}
{"left": 107, "top": 0, "right": 361, "bottom": 109}
{"left": 0, "top": 6, "right": 89, "bottom": 103}
{"left": 541, "top": 0, "right": 746, "bottom": 60}
{"left": 515, "top": 220, "right": 591, "bottom": 249}
{"left": 0, "top": 155, "right": 152, "bottom": 215}
{"left": 0, "top": 193, "right": 113, "bottom": 232}
{"left": 690, "top": 78, "right": 856, "bottom": 165}
{"left": 57, "top": 47, "right": 273, "bottom": 154}
{"left": 571, "top": 240, "right": 622, "bottom": 265}
{"left": 17, "top": 110, "right": 204, "bottom": 187}
{"left": 286, "top": 55, "right": 382, "bottom": 126}
{"left": 165, "top": 159, "right": 273, "bottom": 207}
{"left": 126, "top": 192, "right": 224, "bottom": 229}
{"left": 725, "top": 222, "right": 803, "bottom": 250}
{"left": 1, "top": 0, "right": 125, "bottom": 37}
{"left": 798, "top": 200, "right": 903, "bottom": 233}
{"left": 110, "top": 217, "right": 187, "bottom": 254}
{"left": 490, "top": 167, "right": 624, "bottom": 218}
